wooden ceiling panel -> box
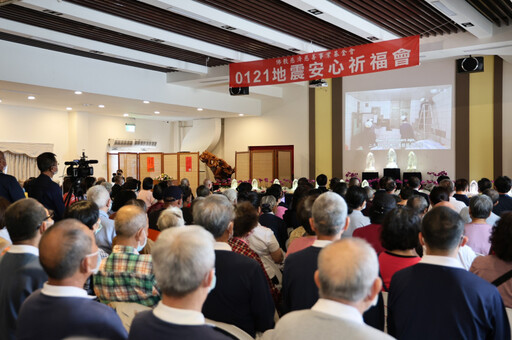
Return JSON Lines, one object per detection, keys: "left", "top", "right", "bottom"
{"left": 466, "top": 0, "right": 512, "bottom": 27}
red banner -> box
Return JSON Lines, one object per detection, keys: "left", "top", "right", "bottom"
{"left": 229, "top": 35, "right": 419, "bottom": 87}
{"left": 147, "top": 157, "right": 154, "bottom": 172}
{"left": 186, "top": 156, "right": 192, "bottom": 172}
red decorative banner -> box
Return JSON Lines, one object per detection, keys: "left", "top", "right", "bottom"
{"left": 147, "top": 157, "right": 154, "bottom": 172}
{"left": 186, "top": 156, "right": 192, "bottom": 172}
{"left": 229, "top": 35, "right": 419, "bottom": 87}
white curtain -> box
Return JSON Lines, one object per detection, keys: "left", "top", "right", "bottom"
{"left": 0, "top": 142, "right": 53, "bottom": 182}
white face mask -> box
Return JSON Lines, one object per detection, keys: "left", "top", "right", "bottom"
{"left": 85, "top": 250, "right": 101, "bottom": 274}
{"left": 2, "top": 165, "right": 7, "bottom": 173}
{"left": 137, "top": 229, "right": 147, "bottom": 252}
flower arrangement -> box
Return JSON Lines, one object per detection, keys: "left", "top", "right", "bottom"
{"left": 345, "top": 171, "right": 360, "bottom": 182}
{"left": 424, "top": 170, "right": 448, "bottom": 185}
{"left": 154, "top": 173, "right": 172, "bottom": 181}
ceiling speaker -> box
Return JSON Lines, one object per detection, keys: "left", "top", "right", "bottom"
{"left": 456, "top": 56, "right": 484, "bottom": 73}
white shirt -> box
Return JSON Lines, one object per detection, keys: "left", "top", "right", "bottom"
{"left": 449, "top": 197, "right": 467, "bottom": 213}
{"left": 311, "top": 298, "right": 363, "bottom": 324}
{"left": 458, "top": 245, "right": 478, "bottom": 270}
{"left": 0, "top": 227, "right": 11, "bottom": 244}
{"left": 153, "top": 301, "right": 205, "bottom": 325}
{"left": 41, "top": 282, "right": 95, "bottom": 299}
{"left": 312, "top": 239, "right": 332, "bottom": 248}
{"left": 8, "top": 244, "right": 39, "bottom": 256}
{"left": 420, "top": 255, "right": 464, "bottom": 269}
{"left": 214, "top": 242, "right": 232, "bottom": 251}
{"left": 246, "top": 224, "right": 282, "bottom": 281}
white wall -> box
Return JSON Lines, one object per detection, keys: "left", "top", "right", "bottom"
{"left": 223, "top": 85, "right": 309, "bottom": 178}
{"left": 503, "top": 60, "right": 512, "bottom": 176}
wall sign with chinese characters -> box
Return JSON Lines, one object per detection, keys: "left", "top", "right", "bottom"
{"left": 229, "top": 35, "right": 419, "bottom": 87}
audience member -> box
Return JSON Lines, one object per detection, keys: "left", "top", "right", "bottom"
{"left": 471, "top": 212, "right": 512, "bottom": 308}
{"left": 237, "top": 182, "right": 252, "bottom": 194}
{"left": 493, "top": 176, "right": 512, "bottom": 216}
{"left": 344, "top": 186, "right": 370, "bottom": 237}
{"left": 429, "top": 186, "right": 450, "bottom": 206}
{"left": 378, "top": 207, "right": 421, "bottom": 291}
{"left": 406, "top": 195, "right": 429, "bottom": 217}
{"left": 111, "top": 189, "right": 137, "bottom": 213}
{"left": 16, "top": 219, "right": 127, "bottom": 340}
{"left": 94, "top": 205, "right": 160, "bottom": 307}
{"left": 353, "top": 193, "right": 396, "bottom": 254}
{"left": 156, "top": 207, "right": 185, "bottom": 231}
{"left": 147, "top": 181, "right": 167, "bottom": 214}
{"left": 0, "top": 151, "right": 25, "bottom": 203}
{"left": 264, "top": 238, "right": 392, "bottom": 340}
{"left": 282, "top": 192, "right": 348, "bottom": 314}
{"left": 329, "top": 177, "right": 341, "bottom": 190}
{"left": 128, "top": 226, "right": 231, "bottom": 340}
{"left": 259, "top": 195, "right": 287, "bottom": 250}
{"left": 387, "top": 206, "right": 510, "bottom": 339}
{"left": 0, "top": 198, "right": 12, "bottom": 251}
{"left": 406, "top": 176, "right": 430, "bottom": 206}
{"left": 453, "top": 178, "right": 470, "bottom": 206}
{"left": 180, "top": 185, "right": 194, "bottom": 224}
{"left": 148, "top": 185, "right": 182, "bottom": 229}
{"left": 27, "top": 152, "right": 65, "bottom": 220}
{"left": 464, "top": 195, "right": 493, "bottom": 255}
{"left": 478, "top": 177, "right": 493, "bottom": 193}
{"left": 111, "top": 174, "right": 124, "bottom": 199}
{"left": 193, "top": 195, "right": 275, "bottom": 337}
{"left": 137, "top": 177, "right": 156, "bottom": 209}
{"left": 398, "top": 186, "right": 415, "bottom": 206}
{"left": 0, "top": 199, "right": 50, "bottom": 340}
{"left": 316, "top": 174, "right": 328, "bottom": 193}
{"left": 221, "top": 188, "right": 237, "bottom": 205}
{"left": 87, "top": 185, "right": 115, "bottom": 254}
{"left": 95, "top": 177, "right": 106, "bottom": 185}
{"left": 332, "top": 182, "right": 348, "bottom": 197}
{"left": 283, "top": 184, "right": 311, "bottom": 231}
{"left": 287, "top": 194, "right": 319, "bottom": 255}
{"left": 203, "top": 179, "right": 213, "bottom": 192}
{"left": 266, "top": 184, "right": 287, "bottom": 219}
{"left": 348, "top": 177, "right": 360, "bottom": 187}
{"left": 438, "top": 179, "right": 466, "bottom": 212}
{"left": 196, "top": 184, "right": 211, "bottom": 198}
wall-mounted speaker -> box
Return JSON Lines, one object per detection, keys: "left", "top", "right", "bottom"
{"left": 229, "top": 87, "right": 249, "bottom": 95}
{"left": 456, "top": 56, "right": 484, "bottom": 73}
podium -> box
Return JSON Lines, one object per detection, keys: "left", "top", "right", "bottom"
{"left": 362, "top": 172, "right": 379, "bottom": 181}
{"left": 383, "top": 168, "right": 400, "bottom": 181}
{"left": 403, "top": 172, "right": 422, "bottom": 183}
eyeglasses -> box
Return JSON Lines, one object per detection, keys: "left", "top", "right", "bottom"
{"left": 44, "top": 210, "right": 54, "bottom": 221}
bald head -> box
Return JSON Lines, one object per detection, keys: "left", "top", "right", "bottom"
{"left": 115, "top": 205, "right": 148, "bottom": 237}
{"left": 317, "top": 238, "right": 378, "bottom": 302}
{"left": 39, "top": 219, "right": 94, "bottom": 280}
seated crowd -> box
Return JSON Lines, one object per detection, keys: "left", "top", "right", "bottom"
{"left": 0, "top": 151, "right": 512, "bottom": 339}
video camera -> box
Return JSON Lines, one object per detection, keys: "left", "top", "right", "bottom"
{"left": 65, "top": 152, "right": 98, "bottom": 178}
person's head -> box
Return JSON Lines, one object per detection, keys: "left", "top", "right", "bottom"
{"left": 126, "top": 198, "right": 147, "bottom": 212}
{"left": 5, "top": 198, "right": 51, "bottom": 244}
{"left": 181, "top": 186, "right": 193, "bottom": 204}
{"left": 196, "top": 185, "right": 210, "bottom": 198}
{"left": 180, "top": 178, "right": 190, "bottom": 187}
{"left": 332, "top": 182, "right": 348, "bottom": 197}
{"left": 157, "top": 207, "right": 185, "bottom": 231}
{"left": 290, "top": 184, "right": 311, "bottom": 210}
{"left": 329, "top": 177, "right": 341, "bottom": 190}
{"left": 478, "top": 178, "right": 492, "bottom": 193}
{"left": 345, "top": 186, "right": 368, "bottom": 214}
{"left": 399, "top": 186, "right": 415, "bottom": 201}
{"left": 381, "top": 207, "right": 421, "bottom": 251}
{"left": 233, "top": 202, "right": 259, "bottom": 237}
{"left": 297, "top": 177, "right": 309, "bottom": 186}
{"left": 311, "top": 192, "right": 348, "bottom": 237}
{"left": 316, "top": 174, "right": 328, "bottom": 187}
{"left": 115, "top": 205, "right": 148, "bottom": 246}
{"left": 438, "top": 179, "right": 455, "bottom": 195}
{"left": 429, "top": 186, "right": 450, "bottom": 205}
{"left": 237, "top": 190, "right": 260, "bottom": 210}
{"left": 114, "top": 175, "right": 124, "bottom": 185}
{"left": 260, "top": 195, "right": 277, "bottom": 213}
{"left": 64, "top": 200, "right": 100, "bottom": 232}
{"left": 237, "top": 182, "right": 252, "bottom": 194}
{"left": 490, "top": 212, "right": 512, "bottom": 261}
{"left": 153, "top": 181, "right": 168, "bottom": 201}
{"left": 421, "top": 206, "right": 464, "bottom": 253}
{"left": 494, "top": 176, "right": 512, "bottom": 194}
{"left": 203, "top": 179, "right": 213, "bottom": 190}
{"left": 379, "top": 176, "right": 390, "bottom": 191}
{"left": 193, "top": 194, "right": 235, "bottom": 239}
{"left": 0, "top": 198, "right": 10, "bottom": 229}
{"left": 111, "top": 190, "right": 137, "bottom": 212}
{"left": 370, "top": 193, "right": 397, "bottom": 224}
{"left": 384, "top": 179, "right": 397, "bottom": 193}
{"left": 297, "top": 194, "right": 319, "bottom": 236}
{"left": 37, "top": 152, "right": 58, "bottom": 175}
{"left": 437, "top": 175, "right": 450, "bottom": 183}
{"left": 266, "top": 184, "right": 283, "bottom": 201}
{"left": 95, "top": 177, "right": 106, "bottom": 186}
{"left": 316, "top": 238, "right": 380, "bottom": 312}
{"left": 39, "top": 219, "right": 98, "bottom": 282}
{"left": 152, "top": 226, "right": 215, "bottom": 299}
{"left": 482, "top": 188, "right": 499, "bottom": 205}
{"left": 407, "top": 196, "right": 429, "bottom": 216}
{"left": 163, "top": 186, "right": 183, "bottom": 207}
{"left": 142, "top": 177, "right": 153, "bottom": 190}
{"left": 222, "top": 188, "right": 237, "bottom": 205}
{"left": 407, "top": 176, "right": 421, "bottom": 189}
{"left": 469, "top": 195, "right": 493, "bottom": 219}
{"left": 455, "top": 178, "right": 469, "bottom": 193}
{"left": 101, "top": 181, "right": 113, "bottom": 194}
{"left": 348, "top": 177, "right": 360, "bottom": 187}
{"left": 86, "top": 185, "right": 111, "bottom": 211}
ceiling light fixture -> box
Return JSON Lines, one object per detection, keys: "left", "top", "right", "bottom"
{"left": 74, "top": 91, "right": 82, "bottom": 95}
{"left": 238, "top": 113, "right": 244, "bottom": 117}
{"left": 66, "top": 107, "right": 72, "bottom": 111}
{"left": 28, "top": 96, "right": 35, "bottom": 100}
{"left": 123, "top": 113, "right": 129, "bottom": 117}
{"left": 154, "top": 111, "right": 160, "bottom": 114}
{"left": 98, "top": 104, "right": 105, "bottom": 108}
{"left": 197, "top": 108, "right": 203, "bottom": 111}
{"left": 143, "top": 100, "right": 150, "bottom": 104}
{"left": 0, "top": 99, "right": 2, "bottom": 103}
{"left": 430, "top": 1, "right": 456, "bottom": 17}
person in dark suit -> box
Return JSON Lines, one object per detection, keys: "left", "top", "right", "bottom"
{"left": 0, "top": 151, "right": 25, "bottom": 203}
{"left": 493, "top": 176, "right": 512, "bottom": 216}
{"left": 194, "top": 195, "right": 275, "bottom": 337}
{"left": 259, "top": 195, "right": 288, "bottom": 251}
{"left": 129, "top": 226, "right": 232, "bottom": 340}
{"left": 0, "top": 198, "right": 52, "bottom": 340}
{"left": 388, "top": 206, "right": 510, "bottom": 339}
{"left": 26, "top": 152, "right": 65, "bottom": 220}
{"left": 406, "top": 176, "right": 430, "bottom": 209}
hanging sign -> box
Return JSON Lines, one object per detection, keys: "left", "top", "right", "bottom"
{"left": 229, "top": 35, "right": 419, "bottom": 87}
{"left": 186, "top": 156, "right": 192, "bottom": 172}
{"left": 147, "top": 157, "right": 154, "bottom": 172}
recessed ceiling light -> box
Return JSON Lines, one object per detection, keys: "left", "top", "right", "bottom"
{"left": 74, "top": 91, "right": 82, "bottom": 95}
{"left": 143, "top": 100, "right": 150, "bottom": 104}
{"left": 154, "top": 111, "right": 160, "bottom": 114}
{"left": 197, "top": 108, "right": 203, "bottom": 111}
{"left": 28, "top": 96, "right": 35, "bottom": 100}
{"left": 123, "top": 113, "right": 129, "bottom": 117}
{"left": 66, "top": 107, "right": 72, "bottom": 111}
{"left": 238, "top": 113, "right": 244, "bottom": 117}
{"left": 0, "top": 99, "right": 2, "bottom": 103}
{"left": 98, "top": 104, "right": 105, "bottom": 108}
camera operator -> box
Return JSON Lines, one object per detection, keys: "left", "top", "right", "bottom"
{"left": 27, "top": 152, "right": 65, "bottom": 221}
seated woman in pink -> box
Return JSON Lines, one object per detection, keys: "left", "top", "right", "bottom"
{"left": 464, "top": 195, "right": 493, "bottom": 255}
{"left": 378, "top": 206, "right": 421, "bottom": 291}
{"left": 471, "top": 212, "right": 512, "bottom": 308}
{"left": 286, "top": 194, "right": 318, "bottom": 256}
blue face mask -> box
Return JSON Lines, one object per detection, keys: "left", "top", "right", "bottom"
{"left": 137, "top": 229, "right": 147, "bottom": 252}
{"left": 94, "top": 222, "right": 103, "bottom": 235}
{"left": 208, "top": 270, "right": 217, "bottom": 293}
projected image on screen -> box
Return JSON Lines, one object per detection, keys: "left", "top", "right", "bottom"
{"left": 345, "top": 85, "right": 452, "bottom": 150}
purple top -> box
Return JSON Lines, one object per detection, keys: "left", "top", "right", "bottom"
{"left": 464, "top": 223, "right": 492, "bottom": 255}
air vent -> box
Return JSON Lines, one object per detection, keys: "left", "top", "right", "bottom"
{"left": 461, "top": 22, "right": 474, "bottom": 27}
{"left": 133, "top": 140, "right": 157, "bottom": 147}
{"left": 108, "top": 139, "right": 157, "bottom": 150}
{"left": 223, "top": 57, "right": 234, "bottom": 61}
{"left": 289, "top": 48, "right": 301, "bottom": 52}
{"left": 307, "top": 8, "right": 323, "bottom": 15}
{"left": 42, "top": 9, "right": 63, "bottom": 15}
{"left": 366, "top": 36, "right": 379, "bottom": 41}
{"left": 150, "top": 38, "right": 165, "bottom": 43}
{"left": 221, "top": 25, "right": 236, "bottom": 31}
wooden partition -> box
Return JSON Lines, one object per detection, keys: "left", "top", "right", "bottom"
{"left": 248, "top": 145, "right": 294, "bottom": 187}
{"left": 235, "top": 151, "right": 250, "bottom": 182}
{"left": 163, "top": 153, "right": 178, "bottom": 180}
{"left": 251, "top": 150, "right": 274, "bottom": 183}
{"left": 118, "top": 153, "right": 139, "bottom": 179}
{"left": 107, "top": 153, "right": 119, "bottom": 180}
{"left": 178, "top": 152, "right": 199, "bottom": 193}
{"left": 139, "top": 153, "right": 163, "bottom": 180}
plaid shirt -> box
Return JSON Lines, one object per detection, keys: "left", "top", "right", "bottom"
{"left": 228, "top": 237, "right": 279, "bottom": 303}
{"left": 93, "top": 245, "right": 160, "bottom": 307}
